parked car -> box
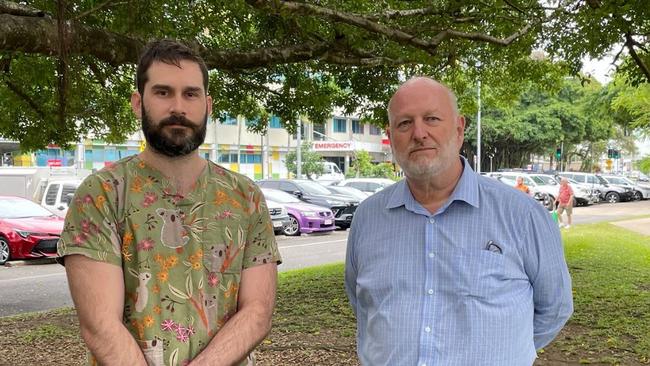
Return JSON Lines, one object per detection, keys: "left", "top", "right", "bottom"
{"left": 256, "top": 179, "right": 358, "bottom": 229}
{"left": 336, "top": 178, "right": 396, "bottom": 196}
{"left": 261, "top": 188, "right": 336, "bottom": 236}
{"left": 599, "top": 175, "right": 650, "bottom": 200}
{"left": 323, "top": 185, "right": 368, "bottom": 202}
{"left": 558, "top": 172, "right": 634, "bottom": 203}
{"left": 265, "top": 199, "right": 291, "bottom": 235}
{"left": 40, "top": 179, "right": 82, "bottom": 218}
{"left": 0, "top": 196, "right": 64, "bottom": 265}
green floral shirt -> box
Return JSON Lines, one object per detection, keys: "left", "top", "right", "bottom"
{"left": 57, "top": 155, "right": 281, "bottom": 366}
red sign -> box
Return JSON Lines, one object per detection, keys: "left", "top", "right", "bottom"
{"left": 312, "top": 141, "right": 353, "bottom": 151}
{"left": 381, "top": 138, "right": 390, "bottom": 145}
{"left": 47, "top": 159, "right": 62, "bottom": 167}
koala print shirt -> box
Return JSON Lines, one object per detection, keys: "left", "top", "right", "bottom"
{"left": 58, "top": 155, "right": 281, "bottom": 366}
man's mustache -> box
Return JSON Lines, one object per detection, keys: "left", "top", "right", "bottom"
{"left": 159, "top": 115, "right": 195, "bottom": 129}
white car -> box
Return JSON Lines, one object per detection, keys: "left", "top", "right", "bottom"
{"left": 336, "top": 178, "right": 396, "bottom": 196}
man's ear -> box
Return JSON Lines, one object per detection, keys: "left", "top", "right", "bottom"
{"left": 456, "top": 115, "right": 466, "bottom": 144}
{"left": 131, "top": 91, "right": 142, "bottom": 119}
{"left": 206, "top": 95, "right": 213, "bottom": 116}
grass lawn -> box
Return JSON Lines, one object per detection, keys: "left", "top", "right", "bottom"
{"left": 1, "top": 222, "right": 649, "bottom": 365}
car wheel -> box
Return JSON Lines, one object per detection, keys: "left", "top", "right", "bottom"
{"left": 633, "top": 191, "right": 642, "bottom": 201}
{"left": 283, "top": 215, "right": 301, "bottom": 236}
{"left": 0, "top": 237, "right": 10, "bottom": 265}
{"left": 605, "top": 192, "right": 620, "bottom": 203}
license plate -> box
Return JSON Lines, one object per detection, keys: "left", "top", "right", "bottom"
{"left": 324, "top": 219, "right": 332, "bottom": 225}
{"left": 273, "top": 221, "right": 283, "bottom": 227}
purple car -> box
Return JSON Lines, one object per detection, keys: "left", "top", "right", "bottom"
{"left": 261, "top": 188, "right": 335, "bottom": 236}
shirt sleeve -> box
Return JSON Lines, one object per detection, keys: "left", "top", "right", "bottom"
{"left": 57, "top": 173, "right": 123, "bottom": 267}
{"left": 522, "top": 203, "right": 574, "bottom": 349}
{"left": 242, "top": 184, "right": 282, "bottom": 269}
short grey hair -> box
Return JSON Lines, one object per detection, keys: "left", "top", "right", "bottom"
{"left": 387, "top": 77, "right": 460, "bottom": 125}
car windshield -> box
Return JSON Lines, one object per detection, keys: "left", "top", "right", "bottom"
{"left": 262, "top": 189, "right": 301, "bottom": 203}
{"left": 532, "top": 175, "right": 557, "bottom": 185}
{"left": 295, "top": 181, "right": 332, "bottom": 195}
{"left": 605, "top": 176, "right": 627, "bottom": 185}
{"left": 0, "top": 198, "right": 55, "bottom": 219}
{"left": 328, "top": 186, "right": 367, "bottom": 200}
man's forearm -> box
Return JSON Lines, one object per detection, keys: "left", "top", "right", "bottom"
{"left": 80, "top": 320, "right": 148, "bottom": 366}
{"left": 189, "top": 304, "right": 272, "bottom": 366}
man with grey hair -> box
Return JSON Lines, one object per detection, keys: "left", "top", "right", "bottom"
{"left": 345, "top": 77, "right": 573, "bottom": 365}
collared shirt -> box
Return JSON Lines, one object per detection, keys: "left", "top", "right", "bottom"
{"left": 58, "top": 155, "right": 281, "bottom": 365}
{"left": 558, "top": 184, "right": 574, "bottom": 205}
{"left": 345, "top": 157, "right": 573, "bottom": 366}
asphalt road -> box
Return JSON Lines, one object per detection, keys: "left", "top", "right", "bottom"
{"left": 1, "top": 199, "right": 649, "bottom": 318}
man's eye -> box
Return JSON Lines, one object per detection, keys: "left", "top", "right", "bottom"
{"left": 154, "top": 90, "right": 168, "bottom": 96}
{"left": 186, "top": 92, "right": 198, "bottom": 98}
{"left": 425, "top": 116, "right": 439, "bottom": 122}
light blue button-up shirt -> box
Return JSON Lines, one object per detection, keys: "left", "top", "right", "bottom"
{"left": 345, "top": 158, "right": 573, "bottom": 366}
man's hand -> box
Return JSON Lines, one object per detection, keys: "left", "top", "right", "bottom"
{"left": 189, "top": 262, "right": 277, "bottom": 366}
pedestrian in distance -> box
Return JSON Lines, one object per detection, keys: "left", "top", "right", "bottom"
{"left": 515, "top": 175, "right": 532, "bottom": 196}
{"left": 345, "top": 77, "right": 573, "bottom": 365}
{"left": 556, "top": 177, "right": 575, "bottom": 229}
{"left": 57, "top": 39, "right": 281, "bottom": 366}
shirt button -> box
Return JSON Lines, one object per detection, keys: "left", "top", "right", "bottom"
{"left": 429, "top": 217, "right": 435, "bottom": 223}
{"left": 428, "top": 289, "right": 433, "bottom": 295}
{"left": 428, "top": 252, "right": 435, "bottom": 258}
{"left": 425, "top": 326, "right": 431, "bottom": 333}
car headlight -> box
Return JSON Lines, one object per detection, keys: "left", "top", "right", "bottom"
{"left": 326, "top": 200, "right": 343, "bottom": 205}
{"left": 15, "top": 230, "right": 48, "bottom": 238}
{"left": 303, "top": 211, "right": 318, "bottom": 217}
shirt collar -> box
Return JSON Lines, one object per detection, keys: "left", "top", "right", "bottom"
{"left": 386, "top": 156, "right": 480, "bottom": 211}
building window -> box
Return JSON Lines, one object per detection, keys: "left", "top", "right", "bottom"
{"left": 270, "top": 116, "right": 282, "bottom": 128}
{"left": 218, "top": 153, "right": 238, "bottom": 163}
{"left": 369, "top": 125, "right": 382, "bottom": 135}
{"left": 313, "top": 123, "right": 326, "bottom": 140}
{"left": 222, "top": 114, "right": 237, "bottom": 125}
{"left": 352, "top": 119, "right": 364, "bottom": 134}
{"left": 241, "top": 153, "right": 261, "bottom": 164}
{"left": 333, "top": 118, "right": 347, "bottom": 133}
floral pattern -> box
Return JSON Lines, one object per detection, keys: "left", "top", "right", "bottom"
{"left": 58, "top": 156, "right": 280, "bottom": 365}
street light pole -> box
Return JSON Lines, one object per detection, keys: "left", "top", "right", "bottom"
{"left": 296, "top": 118, "right": 302, "bottom": 179}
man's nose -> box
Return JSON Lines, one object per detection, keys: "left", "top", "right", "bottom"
{"left": 169, "top": 95, "right": 187, "bottom": 115}
{"left": 412, "top": 118, "right": 428, "bottom": 141}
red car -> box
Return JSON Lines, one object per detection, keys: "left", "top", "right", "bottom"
{"left": 0, "top": 196, "right": 64, "bottom": 265}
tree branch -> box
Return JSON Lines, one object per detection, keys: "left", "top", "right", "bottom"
{"left": 366, "top": 7, "right": 441, "bottom": 20}
{"left": 71, "top": 0, "right": 117, "bottom": 21}
{"left": 625, "top": 32, "right": 650, "bottom": 82}
{"left": 0, "top": 0, "right": 48, "bottom": 17}
{"left": 246, "top": 0, "right": 442, "bottom": 55}
{"left": 4, "top": 80, "right": 47, "bottom": 119}
{"left": 502, "top": 0, "right": 525, "bottom": 14}
{"left": 439, "top": 23, "right": 535, "bottom": 46}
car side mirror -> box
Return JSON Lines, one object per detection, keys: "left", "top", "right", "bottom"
{"left": 292, "top": 190, "right": 303, "bottom": 198}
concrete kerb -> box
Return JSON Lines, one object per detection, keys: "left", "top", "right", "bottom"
{"left": 3, "top": 257, "right": 57, "bottom": 267}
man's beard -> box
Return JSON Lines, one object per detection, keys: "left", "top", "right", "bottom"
{"left": 141, "top": 106, "right": 207, "bottom": 158}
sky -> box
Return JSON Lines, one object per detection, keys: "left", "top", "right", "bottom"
{"left": 582, "top": 56, "right": 616, "bottom": 85}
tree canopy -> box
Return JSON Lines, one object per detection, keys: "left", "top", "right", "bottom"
{"left": 0, "top": 0, "right": 648, "bottom": 150}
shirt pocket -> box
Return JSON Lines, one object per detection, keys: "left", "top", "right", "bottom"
{"left": 467, "top": 249, "right": 505, "bottom": 298}
{"left": 441, "top": 248, "right": 505, "bottom": 299}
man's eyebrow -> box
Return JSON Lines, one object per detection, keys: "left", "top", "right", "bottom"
{"left": 184, "top": 86, "right": 203, "bottom": 93}
{"left": 150, "top": 84, "right": 172, "bottom": 91}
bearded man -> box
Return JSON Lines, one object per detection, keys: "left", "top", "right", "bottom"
{"left": 58, "top": 39, "right": 281, "bottom": 366}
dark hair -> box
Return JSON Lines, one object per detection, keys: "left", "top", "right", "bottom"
{"left": 135, "top": 39, "right": 209, "bottom": 95}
